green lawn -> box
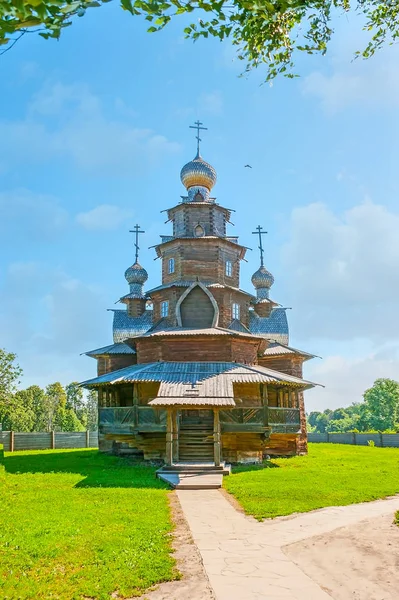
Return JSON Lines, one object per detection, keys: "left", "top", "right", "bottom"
{"left": 224, "top": 443, "right": 399, "bottom": 520}
{"left": 0, "top": 449, "right": 176, "bottom": 600}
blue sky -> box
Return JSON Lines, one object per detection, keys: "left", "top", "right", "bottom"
{"left": 1, "top": 5, "right": 399, "bottom": 411}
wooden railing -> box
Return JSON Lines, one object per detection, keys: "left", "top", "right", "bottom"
{"left": 99, "top": 407, "right": 167, "bottom": 433}
{"left": 99, "top": 406, "right": 300, "bottom": 434}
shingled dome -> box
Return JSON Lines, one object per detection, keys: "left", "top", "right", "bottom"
{"left": 180, "top": 152, "right": 217, "bottom": 191}
{"left": 124, "top": 262, "right": 148, "bottom": 286}
{"left": 251, "top": 265, "right": 274, "bottom": 290}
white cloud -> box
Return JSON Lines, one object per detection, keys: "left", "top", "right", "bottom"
{"left": 0, "top": 189, "right": 68, "bottom": 241}
{"left": 76, "top": 204, "right": 134, "bottom": 231}
{"left": 199, "top": 91, "right": 224, "bottom": 115}
{"left": 302, "top": 38, "right": 399, "bottom": 114}
{"left": 0, "top": 82, "right": 180, "bottom": 174}
{"left": 305, "top": 346, "right": 399, "bottom": 411}
{"left": 0, "top": 261, "right": 110, "bottom": 388}
{"left": 176, "top": 90, "right": 224, "bottom": 119}
{"left": 281, "top": 199, "right": 399, "bottom": 341}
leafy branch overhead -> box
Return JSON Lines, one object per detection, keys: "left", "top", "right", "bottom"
{"left": 1, "top": 1, "right": 398, "bottom": 78}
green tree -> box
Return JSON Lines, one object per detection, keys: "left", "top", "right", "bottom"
{"left": 66, "top": 382, "right": 86, "bottom": 425}
{"left": 0, "top": 349, "right": 23, "bottom": 430}
{"left": 362, "top": 378, "right": 399, "bottom": 431}
{"left": 1, "top": 1, "right": 398, "bottom": 81}
{"left": 85, "top": 389, "right": 98, "bottom": 431}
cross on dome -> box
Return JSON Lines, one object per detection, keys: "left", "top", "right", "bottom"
{"left": 189, "top": 120, "right": 208, "bottom": 157}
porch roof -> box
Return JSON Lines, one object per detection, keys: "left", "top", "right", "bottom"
{"left": 80, "top": 361, "right": 319, "bottom": 390}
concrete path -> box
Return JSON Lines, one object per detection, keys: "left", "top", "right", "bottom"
{"left": 176, "top": 490, "right": 399, "bottom": 600}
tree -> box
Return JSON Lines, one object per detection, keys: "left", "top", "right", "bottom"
{"left": 85, "top": 389, "right": 98, "bottom": 431}
{"left": 0, "top": 348, "right": 22, "bottom": 430}
{"left": 362, "top": 378, "right": 399, "bottom": 431}
{"left": 66, "top": 382, "right": 85, "bottom": 425}
{"left": 1, "top": 1, "right": 398, "bottom": 80}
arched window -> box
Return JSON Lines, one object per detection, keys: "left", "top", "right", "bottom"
{"left": 194, "top": 224, "right": 205, "bottom": 237}
{"left": 161, "top": 301, "right": 169, "bottom": 318}
{"left": 232, "top": 303, "right": 240, "bottom": 320}
{"left": 168, "top": 258, "right": 175, "bottom": 274}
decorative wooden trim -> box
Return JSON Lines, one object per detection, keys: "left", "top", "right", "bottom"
{"left": 175, "top": 281, "right": 219, "bottom": 328}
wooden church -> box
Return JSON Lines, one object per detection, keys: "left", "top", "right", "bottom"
{"left": 82, "top": 123, "right": 317, "bottom": 466}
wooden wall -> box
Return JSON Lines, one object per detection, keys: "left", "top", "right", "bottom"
{"left": 135, "top": 335, "right": 261, "bottom": 363}
{"left": 97, "top": 354, "right": 136, "bottom": 376}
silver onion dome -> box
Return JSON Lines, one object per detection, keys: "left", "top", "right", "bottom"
{"left": 251, "top": 266, "right": 274, "bottom": 299}
{"left": 180, "top": 153, "right": 217, "bottom": 192}
{"left": 125, "top": 262, "right": 148, "bottom": 286}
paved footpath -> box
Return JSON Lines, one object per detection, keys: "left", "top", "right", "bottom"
{"left": 176, "top": 490, "right": 399, "bottom": 600}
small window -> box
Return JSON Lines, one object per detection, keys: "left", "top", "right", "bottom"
{"left": 161, "top": 301, "right": 169, "bottom": 318}
{"left": 194, "top": 224, "right": 205, "bottom": 237}
{"left": 225, "top": 260, "right": 233, "bottom": 277}
{"left": 168, "top": 258, "right": 175, "bottom": 274}
{"left": 232, "top": 302, "right": 240, "bottom": 320}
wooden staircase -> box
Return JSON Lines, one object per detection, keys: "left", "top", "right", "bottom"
{"left": 178, "top": 420, "right": 214, "bottom": 462}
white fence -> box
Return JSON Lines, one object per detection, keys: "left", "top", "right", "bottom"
{"left": 0, "top": 430, "right": 98, "bottom": 452}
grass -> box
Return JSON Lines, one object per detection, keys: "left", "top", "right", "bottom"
{"left": 0, "top": 449, "right": 176, "bottom": 600}
{"left": 224, "top": 443, "right": 399, "bottom": 520}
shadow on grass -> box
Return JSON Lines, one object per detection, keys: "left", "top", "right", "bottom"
{"left": 2, "top": 449, "right": 168, "bottom": 489}
{"left": 231, "top": 460, "right": 280, "bottom": 474}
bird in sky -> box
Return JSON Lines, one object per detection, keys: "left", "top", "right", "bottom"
{"left": 244, "top": 164, "right": 252, "bottom": 168}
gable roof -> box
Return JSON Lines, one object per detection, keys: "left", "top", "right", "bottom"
{"left": 83, "top": 342, "right": 136, "bottom": 358}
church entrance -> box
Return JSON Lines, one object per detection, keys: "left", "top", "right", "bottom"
{"left": 178, "top": 410, "right": 214, "bottom": 461}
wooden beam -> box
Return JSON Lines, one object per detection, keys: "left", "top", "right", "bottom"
{"left": 172, "top": 410, "right": 179, "bottom": 462}
{"left": 166, "top": 410, "right": 173, "bottom": 466}
{"left": 213, "top": 410, "right": 221, "bottom": 467}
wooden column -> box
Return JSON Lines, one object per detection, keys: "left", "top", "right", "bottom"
{"left": 288, "top": 389, "right": 293, "bottom": 408}
{"left": 10, "top": 430, "right": 14, "bottom": 453}
{"left": 132, "top": 383, "right": 139, "bottom": 428}
{"left": 278, "top": 389, "right": 283, "bottom": 408}
{"left": 213, "top": 410, "right": 221, "bottom": 467}
{"left": 51, "top": 430, "right": 55, "bottom": 450}
{"left": 172, "top": 410, "right": 179, "bottom": 462}
{"left": 86, "top": 430, "right": 90, "bottom": 448}
{"left": 261, "top": 384, "right": 268, "bottom": 425}
{"left": 166, "top": 409, "right": 173, "bottom": 466}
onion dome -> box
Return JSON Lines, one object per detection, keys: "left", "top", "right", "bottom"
{"left": 180, "top": 152, "right": 217, "bottom": 193}
{"left": 124, "top": 261, "right": 148, "bottom": 298}
{"left": 125, "top": 262, "right": 148, "bottom": 285}
{"left": 251, "top": 265, "right": 274, "bottom": 300}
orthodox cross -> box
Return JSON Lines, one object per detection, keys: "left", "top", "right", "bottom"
{"left": 129, "top": 224, "right": 145, "bottom": 264}
{"left": 189, "top": 120, "right": 207, "bottom": 155}
{"left": 252, "top": 225, "right": 268, "bottom": 267}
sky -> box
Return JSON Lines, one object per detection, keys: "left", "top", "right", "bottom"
{"left": 1, "top": 4, "right": 399, "bottom": 412}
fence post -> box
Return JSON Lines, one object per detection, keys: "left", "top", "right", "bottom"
{"left": 10, "top": 431, "right": 14, "bottom": 452}
{"left": 326, "top": 432, "right": 330, "bottom": 443}
{"left": 353, "top": 432, "right": 357, "bottom": 445}
{"left": 380, "top": 432, "right": 384, "bottom": 447}
{"left": 86, "top": 430, "right": 90, "bottom": 448}
{"left": 51, "top": 430, "right": 55, "bottom": 450}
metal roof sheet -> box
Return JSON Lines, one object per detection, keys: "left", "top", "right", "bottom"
{"left": 84, "top": 342, "right": 136, "bottom": 357}
{"left": 145, "top": 280, "right": 255, "bottom": 299}
{"left": 80, "top": 361, "right": 319, "bottom": 390}
{"left": 149, "top": 397, "right": 236, "bottom": 407}
{"left": 130, "top": 326, "right": 258, "bottom": 339}
{"left": 262, "top": 343, "right": 317, "bottom": 360}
